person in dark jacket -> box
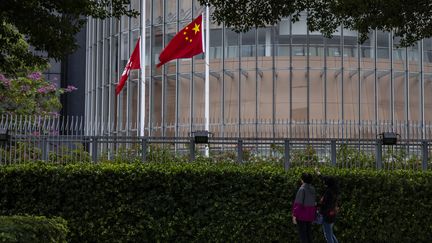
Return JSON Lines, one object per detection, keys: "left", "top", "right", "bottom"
{"left": 292, "top": 173, "right": 316, "bottom": 243}
{"left": 315, "top": 168, "right": 339, "bottom": 243}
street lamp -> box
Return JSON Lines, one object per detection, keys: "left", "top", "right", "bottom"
{"left": 192, "top": 130, "right": 211, "bottom": 144}
{"left": 379, "top": 132, "right": 398, "bottom": 145}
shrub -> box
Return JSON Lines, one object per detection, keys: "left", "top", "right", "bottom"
{"left": 0, "top": 163, "right": 430, "bottom": 242}
{"left": 0, "top": 215, "right": 68, "bottom": 243}
{"left": 0, "top": 72, "right": 76, "bottom": 116}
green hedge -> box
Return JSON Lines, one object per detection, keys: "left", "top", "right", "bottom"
{"left": 0, "top": 215, "right": 68, "bottom": 242}
{"left": 0, "top": 162, "right": 431, "bottom": 242}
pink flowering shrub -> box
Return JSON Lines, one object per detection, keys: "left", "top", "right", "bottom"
{"left": 0, "top": 72, "right": 76, "bottom": 115}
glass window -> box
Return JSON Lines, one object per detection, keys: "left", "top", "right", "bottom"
{"left": 408, "top": 42, "right": 421, "bottom": 65}
{"left": 153, "top": 0, "right": 163, "bottom": 25}
{"left": 257, "top": 27, "right": 272, "bottom": 57}
{"left": 131, "top": 0, "right": 140, "bottom": 29}
{"left": 179, "top": 0, "right": 192, "bottom": 21}
{"left": 111, "top": 36, "right": 119, "bottom": 84}
{"left": 165, "top": 0, "right": 177, "bottom": 23}
{"left": 120, "top": 33, "right": 129, "bottom": 69}
{"left": 104, "top": 41, "right": 110, "bottom": 85}
{"left": 225, "top": 29, "right": 239, "bottom": 60}
{"left": 152, "top": 26, "right": 163, "bottom": 74}
{"left": 376, "top": 31, "right": 390, "bottom": 59}
{"left": 424, "top": 39, "right": 432, "bottom": 65}
{"left": 241, "top": 30, "right": 256, "bottom": 57}
{"left": 113, "top": 19, "right": 120, "bottom": 34}
{"left": 121, "top": 14, "right": 129, "bottom": 31}
{"left": 209, "top": 29, "right": 222, "bottom": 59}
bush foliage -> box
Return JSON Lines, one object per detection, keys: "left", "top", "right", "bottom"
{"left": 0, "top": 163, "right": 431, "bottom": 242}
{"left": 0, "top": 71, "right": 76, "bottom": 116}
{"left": 0, "top": 215, "right": 68, "bottom": 243}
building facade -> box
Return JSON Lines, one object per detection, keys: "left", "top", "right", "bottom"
{"left": 85, "top": 0, "right": 432, "bottom": 139}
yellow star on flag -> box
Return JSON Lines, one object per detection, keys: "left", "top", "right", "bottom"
{"left": 192, "top": 23, "right": 200, "bottom": 34}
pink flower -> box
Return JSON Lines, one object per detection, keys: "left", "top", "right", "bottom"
{"left": 46, "top": 83, "right": 57, "bottom": 92}
{"left": 37, "top": 87, "right": 48, "bottom": 94}
{"left": 1, "top": 79, "right": 11, "bottom": 89}
{"left": 21, "top": 85, "right": 30, "bottom": 92}
{"left": 37, "top": 83, "right": 57, "bottom": 94}
{"left": 64, "top": 85, "right": 78, "bottom": 92}
{"left": 28, "top": 72, "right": 42, "bottom": 80}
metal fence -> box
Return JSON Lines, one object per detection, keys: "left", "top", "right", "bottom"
{"left": 0, "top": 115, "right": 430, "bottom": 171}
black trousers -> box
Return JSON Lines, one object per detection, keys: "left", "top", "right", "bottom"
{"left": 297, "top": 220, "right": 313, "bottom": 243}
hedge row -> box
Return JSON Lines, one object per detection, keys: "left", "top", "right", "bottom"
{"left": 0, "top": 162, "right": 431, "bottom": 242}
{"left": 0, "top": 215, "right": 68, "bottom": 242}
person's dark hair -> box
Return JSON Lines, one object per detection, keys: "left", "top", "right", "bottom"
{"left": 324, "top": 176, "right": 339, "bottom": 194}
{"left": 301, "top": 173, "right": 313, "bottom": 184}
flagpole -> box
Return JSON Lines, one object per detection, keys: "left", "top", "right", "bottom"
{"left": 139, "top": 0, "right": 146, "bottom": 137}
{"left": 204, "top": 6, "right": 210, "bottom": 157}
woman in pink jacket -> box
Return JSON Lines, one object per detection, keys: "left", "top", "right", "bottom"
{"left": 292, "top": 173, "right": 317, "bottom": 243}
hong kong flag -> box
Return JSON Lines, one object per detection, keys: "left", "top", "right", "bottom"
{"left": 157, "top": 14, "right": 204, "bottom": 67}
{"left": 116, "top": 37, "right": 140, "bottom": 95}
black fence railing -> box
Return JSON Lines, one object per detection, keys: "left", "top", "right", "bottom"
{"left": 0, "top": 134, "right": 430, "bottom": 171}
{"left": 0, "top": 115, "right": 430, "bottom": 170}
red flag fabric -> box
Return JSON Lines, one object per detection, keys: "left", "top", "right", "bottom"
{"left": 157, "top": 15, "right": 204, "bottom": 67}
{"left": 116, "top": 37, "right": 141, "bottom": 95}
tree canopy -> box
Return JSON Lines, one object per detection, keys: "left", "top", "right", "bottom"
{"left": 0, "top": 72, "right": 76, "bottom": 116}
{"left": 0, "top": 0, "right": 138, "bottom": 75}
{"left": 199, "top": 0, "right": 432, "bottom": 46}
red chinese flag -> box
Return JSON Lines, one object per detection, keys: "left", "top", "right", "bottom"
{"left": 116, "top": 37, "right": 141, "bottom": 95}
{"left": 157, "top": 15, "right": 204, "bottom": 67}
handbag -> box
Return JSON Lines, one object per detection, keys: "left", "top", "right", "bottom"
{"left": 313, "top": 211, "right": 323, "bottom": 224}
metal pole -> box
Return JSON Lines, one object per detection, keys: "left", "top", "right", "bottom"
{"left": 422, "top": 140, "right": 428, "bottom": 171}
{"left": 204, "top": 6, "right": 210, "bottom": 157}
{"left": 331, "top": 139, "right": 337, "bottom": 166}
{"left": 92, "top": 137, "right": 98, "bottom": 162}
{"left": 42, "top": 136, "right": 48, "bottom": 161}
{"left": 376, "top": 140, "right": 382, "bottom": 169}
{"left": 237, "top": 139, "right": 243, "bottom": 163}
{"left": 139, "top": 0, "right": 147, "bottom": 137}
{"left": 284, "top": 139, "right": 290, "bottom": 171}
{"left": 141, "top": 138, "right": 147, "bottom": 162}
{"left": 189, "top": 137, "right": 195, "bottom": 161}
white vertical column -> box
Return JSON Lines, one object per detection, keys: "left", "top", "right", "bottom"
{"left": 205, "top": 7, "right": 210, "bottom": 156}
{"left": 139, "top": 0, "right": 146, "bottom": 137}
{"left": 420, "top": 40, "right": 425, "bottom": 139}
{"left": 265, "top": 29, "right": 271, "bottom": 56}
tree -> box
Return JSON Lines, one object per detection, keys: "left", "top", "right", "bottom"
{"left": 0, "top": 0, "right": 138, "bottom": 75}
{"left": 0, "top": 72, "right": 76, "bottom": 116}
{"left": 199, "top": 0, "right": 432, "bottom": 46}
{"left": 0, "top": 23, "right": 49, "bottom": 75}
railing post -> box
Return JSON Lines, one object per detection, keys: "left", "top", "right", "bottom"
{"left": 422, "top": 140, "right": 428, "bottom": 171}
{"left": 189, "top": 137, "right": 195, "bottom": 161}
{"left": 92, "top": 137, "right": 98, "bottom": 162}
{"left": 141, "top": 138, "right": 147, "bottom": 162}
{"left": 237, "top": 139, "right": 243, "bottom": 163}
{"left": 83, "top": 136, "right": 90, "bottom": 154}
{"left": 42, "top": 136, "right": 48, "bottom": 161}
{"left": 331, "top": 139, "right": 337, "bottom": 166}
{"left": 376, "top": 139, "right": 382, "bottom": 169}
{"left": 284, "top": 139, "right": 290, "bottom": 171}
